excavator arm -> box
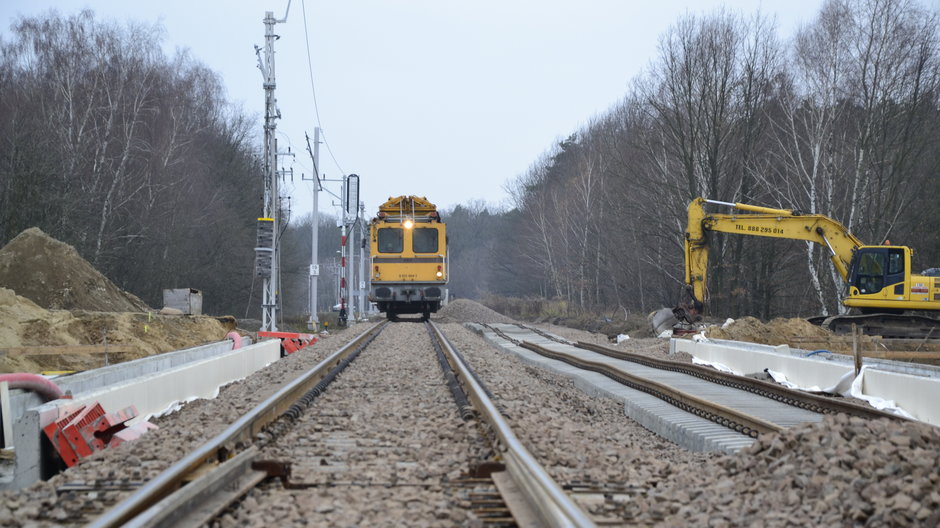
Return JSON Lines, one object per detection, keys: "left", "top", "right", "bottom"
{"left": 684, "top": 197, "right": 863, "bottom": 307}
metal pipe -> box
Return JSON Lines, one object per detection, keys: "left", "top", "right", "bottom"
{"left": 0, "top": 373, "right": 65, "bottom": 401}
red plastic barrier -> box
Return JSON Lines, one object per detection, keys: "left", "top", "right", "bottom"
{"left": 258, "top": 331, "right": 318, "bottom": 356}
{"left": 42, "top": 403, "right": 157, "bottom": 467}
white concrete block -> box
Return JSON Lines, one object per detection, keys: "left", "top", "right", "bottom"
{"left": 675, "top": 338, "right": 940, "bottom": 426}
{"left": 673, "top": 339, "right": 852, "bottom": 391}
{"left": 860, "top": 368, "right": 940, "bottom": 425}
{"left": 37, "top": 339, "right": 280, "bottom": 428}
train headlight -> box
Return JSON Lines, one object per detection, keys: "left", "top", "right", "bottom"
{"left": 436, "top": 271, "right": 443, "bottom": 278}
{"left": 403, "top": 219, "right": 413, "bottom": 229}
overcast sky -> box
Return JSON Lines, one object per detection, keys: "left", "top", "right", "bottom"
{"left": 1, "top": 0, "right": 829, "bottom": 220}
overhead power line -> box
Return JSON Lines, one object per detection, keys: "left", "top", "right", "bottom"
{"left": 300, "top": 0, "right": 346, "bottom": 177}
{"left": 300, "top": 0, "right": 323, "bottom": 127}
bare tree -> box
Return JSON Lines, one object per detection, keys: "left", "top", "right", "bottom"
{"left": 0, "top": 11, "right": 264, "bottom": 315}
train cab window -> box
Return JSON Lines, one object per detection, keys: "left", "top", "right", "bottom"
{"left": 412, "top": 227, "right": 439, "bottom": 253}
{"left": 377, "top": 228, "right": 403, "bottom": 253}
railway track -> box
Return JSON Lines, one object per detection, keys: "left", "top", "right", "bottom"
{"left": 8, "top": 304, "right": 934, "bottom": 527}
{"left": 517, "top": 323, "right": 906, "bottom": 422}
{"left": 86, "top": 321, "right": 597, "bottom": 527}
{"left": 475, "top": 322, "right": 906, "bottom": 443}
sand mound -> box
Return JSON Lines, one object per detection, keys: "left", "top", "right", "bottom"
{"left": 705, "top": 316, "right": 830, "bottom": 345}
{"left": 0, "top": 227, "right": 150, "bottom": 312}
{"left": 0, "top": 287, "right": 228, "bottom": 374}
{"left": 0, "top": 229, "right": 231, "bottom": 374}
{"left": 701, "top": 315, "right": 940, "bottom": 361}
{"left": 434, "top": 299, "right": 515, "bottom": 324}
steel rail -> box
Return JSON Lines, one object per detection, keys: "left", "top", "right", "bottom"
{"left": 517, "top": 340, "right": 784, "bottom": 437}
{"left": 513, "top": 323, "right": 905, "bottom": 422}
{"left": 478, "top": 323, "right": 781, "bottom": 437}
{"left": 89, "top": 322, "right": 388, "bottom": 528}
{"left": 427, "top": 321, "right": 596, "bottom": 528}
{"left": 572, "top": 341, "right": 908, "bottom": 422}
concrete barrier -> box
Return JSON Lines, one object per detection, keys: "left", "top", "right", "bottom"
{"left": 672, "top": 339, "right": 853, "bottom": 392}
{"left": 673, "top": 337, "right": 940, "bottom": 426}
{"left": 1, "top": 338, "right": 279, "bottom": 490}
{"left": 859, "top": 368, "right": 940, "bottom": 426}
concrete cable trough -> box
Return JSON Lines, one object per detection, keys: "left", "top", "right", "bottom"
{"left": 0, "top": 336, "right": 277, "bottom": 490}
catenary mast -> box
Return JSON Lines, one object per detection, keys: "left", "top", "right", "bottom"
{"left": 255, "top": 7, "right": 290, "bottom": 332}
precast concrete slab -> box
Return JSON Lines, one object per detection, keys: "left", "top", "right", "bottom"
{"left": 1, "top": 337, "right": 280, "bottom": 490}
{"left": 674, "top": 337, "right": 940, "bottom": 426}
{"left": 466, "top": 323, "right": 757, "bottom": 453}
{"left": 672, "top": 338, "right": 853, "bottom": 392}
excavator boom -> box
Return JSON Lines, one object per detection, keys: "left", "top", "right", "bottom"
{"left": 685, "top": 197, "right": 862, "bottom": 306}
{"left": 677, "top": 197, "right": 940, "bottom": 338}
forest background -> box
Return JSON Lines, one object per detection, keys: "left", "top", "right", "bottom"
{"left": 1, "top": 0, "right": 938, "bottom": 324}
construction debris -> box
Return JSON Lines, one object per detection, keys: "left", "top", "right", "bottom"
{"left": 43, "top": 404, "right": 157, "bottom": 467}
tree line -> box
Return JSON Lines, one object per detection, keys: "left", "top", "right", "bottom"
{"left": 446, "top": 0, "right": 940, "bottom": 321}
{"left": 3, "top": 3, "right": 938, "bottom": 324}
{"left": 0, "top": 10, "right": 268, "bottom": 315}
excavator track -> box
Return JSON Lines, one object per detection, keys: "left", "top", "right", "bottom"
{"left": 808, "top": 313, "right": 940, "bottom": 339}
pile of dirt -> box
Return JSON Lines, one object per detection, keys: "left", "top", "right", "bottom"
{"left": 0, "top": 227, "right": 150, "bottom": 312}
{"left": 434, "top": 299, "right": 516, "bottom": 324}
{"left": 705, "top": 316, "right": 830, "bottom": 345}
{"left": 700, "top": 315, "right": 940, "bottom": 355}
{"left": 0, "top": 229, "right": 235, "bottom": 374}
{"left": 0, "top": 287, "right": 229, "bottom": 374}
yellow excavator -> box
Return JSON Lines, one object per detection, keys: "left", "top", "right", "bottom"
{"left": 675, "top": 197, "right": 940, "bottom": 337}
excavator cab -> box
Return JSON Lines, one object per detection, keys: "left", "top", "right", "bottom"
{"left": 848, "top": 247, "right": 906, "bottom": 296}
{"left": 845, "top": 246, "right": 910, "bottom": 313}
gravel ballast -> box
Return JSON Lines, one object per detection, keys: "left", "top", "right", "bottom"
{"left": 220, "top": 322, "right": 489, "bottom": 527}
{"left": 0, "top": 324, "right": 377, "bottom": 526}
{"left": 437, "top": 300, "right": 940, "bottom": 526}
{"left": 1, "top": 298, "right": 937, "bottom": 527}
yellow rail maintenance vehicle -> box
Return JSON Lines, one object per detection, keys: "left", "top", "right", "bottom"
{"left": 369, "top": 195, "right": 448, "bottom": 321}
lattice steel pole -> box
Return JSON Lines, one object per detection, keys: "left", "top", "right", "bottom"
{"left": 255, "top": 8, "right": 289, "bottom": 332}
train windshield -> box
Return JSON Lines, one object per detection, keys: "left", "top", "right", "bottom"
{"left": 413, "top": 227, "right": 438, "bottom": 253}
{"left": 377, "top": 228, "right": 403, "bottom": 253}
